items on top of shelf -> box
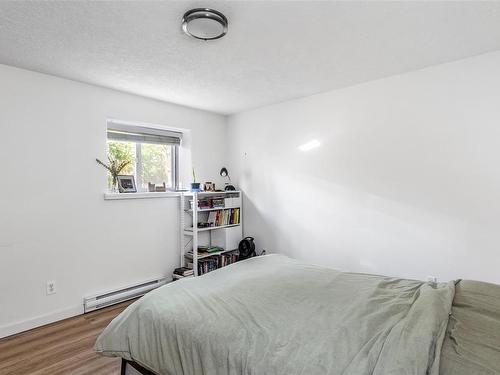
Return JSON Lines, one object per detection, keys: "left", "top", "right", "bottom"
{"left": 220, "top": 167, "right": 236, "bottom": 191}
{"left": 191, "top": 168, "right": 201, "bottom": 192}
{"left": 203, "top": 182, "right": 215, "bottom": 191}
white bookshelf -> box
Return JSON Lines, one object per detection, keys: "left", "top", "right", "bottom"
{"left": 183, "top": 223, "right": 240, "bottom": 233}
{"left": 179, "top": 191, "right": 243, "bottom": 277}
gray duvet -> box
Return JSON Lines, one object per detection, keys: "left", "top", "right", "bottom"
{"left": 440, "top": 279, "right": 500, "bottom": 375}
{"left": 94, "top": 255, "right": 455, "bottom": 375}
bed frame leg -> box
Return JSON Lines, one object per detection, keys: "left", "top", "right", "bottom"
{"left": 121, "top": 358, "right": 127, "bottom": 375}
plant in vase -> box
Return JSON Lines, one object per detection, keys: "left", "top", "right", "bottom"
{"left": 191, "top": 168, "right": 201, "bottom": 192}
{"left": 96, "top": 157, "right": 131, "bottom": 192}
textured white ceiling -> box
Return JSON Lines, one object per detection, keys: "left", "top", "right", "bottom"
{"left": 1, "top": 1, "right": 500, "bottom": 114}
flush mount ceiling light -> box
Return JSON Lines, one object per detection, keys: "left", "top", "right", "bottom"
{"left": 182, "top": 8, "right": 228, "bottom": 41}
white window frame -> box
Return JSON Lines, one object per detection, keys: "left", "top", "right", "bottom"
{"left": 106, "top": 119, "right": 181, "bottom": 192}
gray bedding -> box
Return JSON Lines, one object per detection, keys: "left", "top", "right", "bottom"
{"left": 440, "top": 280, "right": 500, "bottom": 375}
{"left": 95, "top": 255, "right": 456, "bottom": 375}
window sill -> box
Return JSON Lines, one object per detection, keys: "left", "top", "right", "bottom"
{"left": 104, "top": 192, "right": 181, "bottom": 200}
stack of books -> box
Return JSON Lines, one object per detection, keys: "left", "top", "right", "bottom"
{"left": 198, "top": 245, "right": 224, "bottom": 253}
{"left": 204, "top": 208, "right": 240, "bottom": 227}
{"left": 197, "top": 199, "right": 212, "bottom": 209}
{"left": 183, "top": 249, "right": 240, "bottom": 276}
{"left": 190, "top": 197, "right": 226, "bottom": 210}
{"left": 185, "top": 247, "right": 224, "bottom": 260}
{"left": 220, "top": 251, "right": 239, "bottom": 267}
{"left": 198, "top": 256, "right": 219, "bottom": 275}
{"left": 211, "top": 198, "right": 225, "bottom": 208}
{"left": 172, "top": 267, "right": 194, "bottom": 280}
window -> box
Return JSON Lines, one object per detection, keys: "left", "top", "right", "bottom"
{"left": 106, "top": 121, "right": 181, "bottom": 191}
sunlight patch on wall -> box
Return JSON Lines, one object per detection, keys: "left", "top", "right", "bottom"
{"left": 298, "top": 139, "right": 320, "bottom": 152}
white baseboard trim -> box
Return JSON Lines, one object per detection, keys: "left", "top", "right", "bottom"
{"left": 0, "top": 305, "right": 83, "bottom": 339}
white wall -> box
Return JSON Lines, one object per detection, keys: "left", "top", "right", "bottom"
{"left": 228, "top": 51, "right": 500, "bottom": 285}
{"left": 0, "top": 64, "right": 227, "bottom": 337}
{"left": 3, "top": 50, "right": 500, "bottom": 338}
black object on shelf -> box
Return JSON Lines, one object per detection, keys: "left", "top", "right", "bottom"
{"left": 220, "top": 167, "right": 236, "bottom": 191}
{"left": 238, "top": 237, "right": 256, "bottom": 260}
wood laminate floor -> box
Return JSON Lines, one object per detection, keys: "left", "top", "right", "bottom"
{"left": 0, "top": 300, "right": 135, "bottom": 375}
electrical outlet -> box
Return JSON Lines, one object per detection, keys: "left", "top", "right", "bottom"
{"left": 427, "top": 276, "right": 438, "bottom": 284}
{"left": 46, "top": 280, "right": 56, "bottom": 295}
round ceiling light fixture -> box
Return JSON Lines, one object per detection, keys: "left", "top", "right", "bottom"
{"left": 182, "top": 8, "right": 228, "bottom": 41}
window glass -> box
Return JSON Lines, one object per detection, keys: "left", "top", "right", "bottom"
{"left": 106, "top": 140, "right": 175, "bottom": 191}
{"left": 140, "top": 143, "right": 172, "bottom": 189}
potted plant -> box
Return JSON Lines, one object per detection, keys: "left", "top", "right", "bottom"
{"left": 96, "top": 156, "right": 131, "bottom": 192}
{"left": 191, "top": 168, "right": 200, "bottom": 192}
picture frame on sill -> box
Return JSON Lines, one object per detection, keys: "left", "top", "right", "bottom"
{"left": 203, "top": 182, "right": 215, "bottom": 191}
{"left": 117, "top": 175, "right": 137, "bottom": 193}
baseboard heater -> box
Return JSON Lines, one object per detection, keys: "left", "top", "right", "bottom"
{"left": 83, "top": 277, "right": 167, "bottom": 313}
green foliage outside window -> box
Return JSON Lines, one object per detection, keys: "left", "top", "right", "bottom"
{"left": 107, "top": 140, "right": 172, "bottom": 190}
{"left": 106, "top": 141, "right": 135, "bottom": 188}
{"left": 140, "top": 143, "right": 172, "bottom": 188}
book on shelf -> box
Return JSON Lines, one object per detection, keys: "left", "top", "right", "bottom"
{"left": 190, "top": 197, "right": 227, "bottom": 210}
{"left": 197, "top": 208, "right": 240, "bottom": 228}
{"left": 220, "top": 251, "right": 239, "bottom": 268}
{"left": 173, "top": 266, "right": 194, "bottom": 277}
{"left": 211, "top": 198, "right": 225, "bottom": 208}
{"left": 197, "top": 256, "right": 219, "bottom": 275}
{"left": 196, "top": 250, "right": 212, "bottom": 258}
{"left": 185, "top": 247, "right": 225, "bottom": 260}
{"left": 198, "top": 246, "right": 224, "bottom": 253}
{"left": 184, "top": 249, "right": 240, "bottom": 275}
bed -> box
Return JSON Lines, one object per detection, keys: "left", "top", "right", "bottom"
{"left": 94, "top": 254, "right": 500, "bottom": 375}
